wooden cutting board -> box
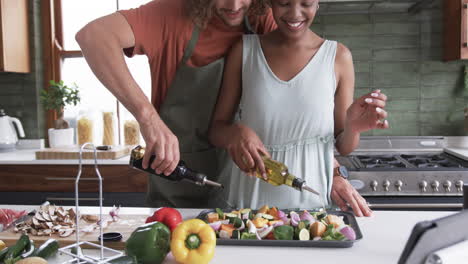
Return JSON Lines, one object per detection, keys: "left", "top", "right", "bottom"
{"left": 35, "top": 146, "right": 130, "bottom": 160}
{"left": 0, "top": 215, "right": 146, "bottom": 250}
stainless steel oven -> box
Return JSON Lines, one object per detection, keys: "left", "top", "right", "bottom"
{"left": 336, "top": 136, "right": 468, "bottom": 210}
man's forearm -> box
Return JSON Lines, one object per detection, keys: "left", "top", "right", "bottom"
{"left": 76, "top": 19, "right": 157, "bottom": 123}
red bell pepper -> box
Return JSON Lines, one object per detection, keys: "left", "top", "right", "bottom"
{"left": 145, "top": 207, "right": 182, "bottom": 232}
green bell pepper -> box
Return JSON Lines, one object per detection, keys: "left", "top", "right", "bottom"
{"left": 125, "top": 221, "right": 171, "bottom": 264}
{"left": 273, "top": 225, "right": 294, "bottom": 240}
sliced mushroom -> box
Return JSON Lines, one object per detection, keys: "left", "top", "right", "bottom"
{"left": 41, "top": 211, "right": 52, "bottom": 221}
{"left": 32, "top": 217, "right": 40, "bottom": 227}
{"left": 48, "top": 205, "right": 56, "bottom": 216}
{"left": 59, "top": 229, "right": 74, "bottom": 237}
{"left": 35, "top": 212, "right": 46, "bottom": 222}
{"left": 82, "top": 215, "right": 99, "bottom": 223}
{"left": 68, "top": 209, "right": 76, "bottom": 220}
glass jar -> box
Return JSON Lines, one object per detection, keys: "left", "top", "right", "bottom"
{"left": 76, "top": 109, "right": 102, "bottom": 146}
{"left": 123, "top": 119, "right": 140, "bottom": 146}
{"left": 102, "top": 111, "right": 117, "bottom": 146}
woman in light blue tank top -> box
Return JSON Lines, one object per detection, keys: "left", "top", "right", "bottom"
{"left": 210, "top": 0, "right": 388, "bottom": 216}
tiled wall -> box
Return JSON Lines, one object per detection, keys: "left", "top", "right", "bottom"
{"left": 313, "top": 0, "right": 467, "bottom": 136}
{"left": 0, "top": 0, "right": 44, "bottom": 139}
{"left": 0, "top": 0, "right": 466, "bottom": 138}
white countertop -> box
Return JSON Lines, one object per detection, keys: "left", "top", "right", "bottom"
{"left": 0, "top": 149, "right": 130, "bottom": 165}
{"left": 2, "top": 136, "right": 468, "bottom": 165}
{"left": 0, "top": 205, "right": 456, "bottom": 264}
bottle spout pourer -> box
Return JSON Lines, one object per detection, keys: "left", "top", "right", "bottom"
{"left": 302, "top": 185, "right": 320, "bottom": 196}
{"left": 203, "top": 179, "right": 224, "bottom": 189}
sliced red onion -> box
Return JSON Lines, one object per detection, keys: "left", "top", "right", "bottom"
{"left": 272, "top": 220, "right": 284, "bottom": 227}
{"left": 338, "top": 225, "right": 356, "bottom": 241}
{"left": 221, "top": 219, "right": 230, "bottom": 225}
{"left": 312, "top": 236, "right": 322, "bottom": 241}
{"left": 257, "top": 225, "right": 273, "bottom": 238}
{"left": 277, "top": 210, "right": 286, "bottom": 219}
{"left": 255, "top": 231, "right": 262, "bottom": 240}
{"left": 300, "top": 210, "right": 314, "bottom": 222}
{"left": 208, "top": 221, "right": 222, "bottom": 231}
{"left": 290, "top": 212, "right": 300, "bottom": 227}
{"left": 242, "top": 213, "right": 249, "bottom": 220}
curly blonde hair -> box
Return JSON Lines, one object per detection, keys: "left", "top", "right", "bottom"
{"left": 187, "top": 0, "right": 270, "bottom": 28}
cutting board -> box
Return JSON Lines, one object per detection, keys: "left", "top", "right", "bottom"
{"left": 35, "top": 146, "right": 130, "bottom": 160}
{"left": 0, "top": 215, "right": 146, "bottom": 250}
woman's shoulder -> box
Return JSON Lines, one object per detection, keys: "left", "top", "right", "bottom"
{"left": 334, "top": 42, "right": 353, "bottom": 62}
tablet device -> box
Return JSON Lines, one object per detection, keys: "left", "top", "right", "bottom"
{"left": 398, "top": 210, "right": 468, "bottom": 264}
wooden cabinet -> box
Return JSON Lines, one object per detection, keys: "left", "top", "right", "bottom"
{"left": 0, "top": 0, "right": 30, "bottom": 73}
{"left": 0, "top": 165, "right": 147, "bottom": 192}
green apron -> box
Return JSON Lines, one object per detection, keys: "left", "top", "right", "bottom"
{"left": 146, "top": 20, "right": 254, "bottom": 208}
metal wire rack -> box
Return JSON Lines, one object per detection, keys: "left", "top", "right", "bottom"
{"left": 58, "top": 143, "right": 123, "bottom": 263}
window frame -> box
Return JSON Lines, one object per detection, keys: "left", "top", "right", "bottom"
{"left": 42, "top": 0, "right": 123, "bottom": 144}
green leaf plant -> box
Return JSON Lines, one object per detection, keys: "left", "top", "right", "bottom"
{"left": 40, "top": 80, "right": 80, "bottom": 129}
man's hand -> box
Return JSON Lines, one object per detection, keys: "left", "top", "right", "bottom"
{"left": 345, "top": 90, "right": 389, "bottom": 133}
{"left": 331, "top": 176, "right": 372, "bottom": 217}
{"left": 140, "top": 111, "right": 180, "bottom": 176}
{"left": 226, "top": 124, "right": 270, "bottom": 180}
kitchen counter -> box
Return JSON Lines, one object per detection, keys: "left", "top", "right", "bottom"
{"left": 0, "top": 205, "right": 456, "bottom": 264}
{"left": 0, "top": 149, "right": 129, "bottom": 165}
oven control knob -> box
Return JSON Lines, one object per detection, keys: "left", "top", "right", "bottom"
{"left": 419, "top": 181, "right": 428, "bottom": 192}
{"left": 431, "top": 180, "right": 440, "bottom": 192}
{"left": 383, "top": 180, "right": 390, "bottom": 192}
{"left": 394, "top": 180, "right": 403, "bottom": 192}
{"left": 443, "top": 180, "right": 452, "bottom": 192}
{"left": 370, "top": 180, "right": 378, "bottom": 192}
{"left": 455, "top": 180, "right": 464, "bottom": 192}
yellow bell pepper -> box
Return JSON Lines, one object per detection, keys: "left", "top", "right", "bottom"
{"left": 170, "top": 219, "right": 216, "bottom": 264}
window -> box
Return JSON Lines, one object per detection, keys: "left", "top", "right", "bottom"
{"left": 45, "top": 0, "right": 152, "bottom": 145}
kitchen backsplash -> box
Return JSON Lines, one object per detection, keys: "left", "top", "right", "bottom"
{"left": 0, "top": 0, "right": 465, "bottom": 138}
{"left": 0, "top": 0, "right": 44, "bottom": 139}
{"left": 312, "top": 0, "right": 467, "bottom": 136}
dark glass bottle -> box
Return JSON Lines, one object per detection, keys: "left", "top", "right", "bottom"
{"left": 129, "top": 145, "right": 223, "bottom": 188}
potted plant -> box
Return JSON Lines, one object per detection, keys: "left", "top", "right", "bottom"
{"left": 40, "top": 80, "right": 80, "bottom": 147}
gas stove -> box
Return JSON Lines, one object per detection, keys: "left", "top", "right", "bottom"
{"left": 335, "top": 137, "right": 468, "bottom": 210}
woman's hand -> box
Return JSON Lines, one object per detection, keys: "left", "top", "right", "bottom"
{"left": 345, "top": 90, "right": 389, "bottom": 133}
{"left": 226, "top": 124, "right": 270, "bottom": 180}
{"left": 331, "top": 176, "right": 373, "bottom": 217}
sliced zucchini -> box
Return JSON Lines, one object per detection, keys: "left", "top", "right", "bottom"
{"left": 215, "top": 208, "right": 225, "bottom": 220}
{"left": 248, "top": 211, "right": 254, "bottom": 220}
{"left": 229, "top": 217, "right": 243, "bottom": 229}
{"left": 240, "top": 208, "right": 251, "bottom": 214}
{"left": 224, "top": 213, "right": 238, "bottom": 219}
{"left": 297, "top": 221, "right": 307, "bottom": 231}
{"left": 254, "top": 213, "right": 264, "bottom": 219}
{"left": 231, "top": 230, "right": 241, "bottom": 239}
{"left": 261, "top": 214, "right": 274, "bottom": 220}
{"left": 298, "top": 229, "right": 310, "bottom": 241}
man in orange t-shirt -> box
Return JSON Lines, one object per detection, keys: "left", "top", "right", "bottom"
{"left": 76, "top": 0, "right": 276, "bottom": 207}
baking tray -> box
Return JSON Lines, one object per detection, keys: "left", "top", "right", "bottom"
{"left": 197, "top": 209, "right": 363, "bottom": 248}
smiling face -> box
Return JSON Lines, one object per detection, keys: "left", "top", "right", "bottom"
{"left": 270, "top": 0, "right": 319, "bottom": 40}
{"left": 213, "top": 0, "right": 253, "bottom": 27}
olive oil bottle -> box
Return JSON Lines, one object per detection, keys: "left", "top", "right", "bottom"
{"left": 254, "top": 157, "right": 320, "bottom": 195}
{"left": 130, "top": 145, "right": 223, "bottom": 188}
{"left": 254, "top": 156, "right": 328, "bottom": 211}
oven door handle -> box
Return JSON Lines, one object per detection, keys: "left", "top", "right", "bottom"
{"left": 368, "top": 203, "right": 463, "bottom": 209}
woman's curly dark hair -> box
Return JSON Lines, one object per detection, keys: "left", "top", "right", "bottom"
{"left": 186, "top": 0, "right": 270, "bottom": 28}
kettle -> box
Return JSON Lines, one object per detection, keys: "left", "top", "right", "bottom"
{"left": 0, "top": 109, "right": 25, "bottom": 152}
